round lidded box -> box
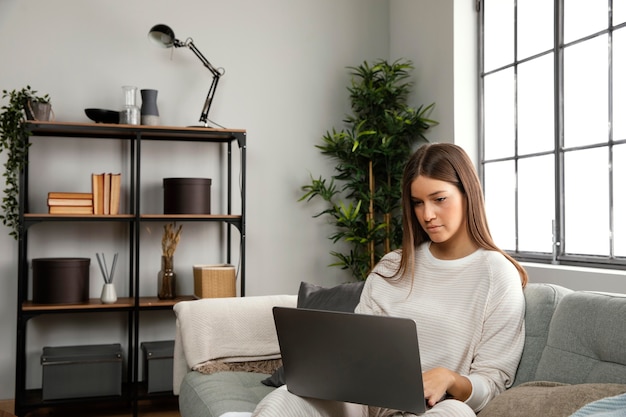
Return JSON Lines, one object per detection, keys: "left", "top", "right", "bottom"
{"left": 163, "top": 178, "right": 212, "bottom": 214}
{"left": 32, "top": 258, "right": 90, "bottom": 304}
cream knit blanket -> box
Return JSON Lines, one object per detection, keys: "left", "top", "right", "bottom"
{"left": 173, "top": 294, "right": 297, "bottom": 394}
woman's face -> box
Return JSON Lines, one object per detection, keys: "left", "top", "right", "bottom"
{"left": 410, "top": 175, "right": 469, "bottom": 248}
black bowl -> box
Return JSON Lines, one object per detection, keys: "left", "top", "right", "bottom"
{"left": 85, "top": 108, "right": 119, "bottom": 124}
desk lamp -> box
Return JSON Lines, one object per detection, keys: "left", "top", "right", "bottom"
{"left": 148, "top": 24, "right": 225, "bottom": 127}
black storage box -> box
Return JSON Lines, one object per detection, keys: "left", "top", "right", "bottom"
{"left": 41, "top": 343, "right": 123, "bottom": 400}
{"left": 141, "top": 340, "right": 174, "bottom": 393}
{"left": 32, "top": 257, "right": 90, "bottom": 304}
{"left": 163, "top": 178, "right": 211, "bottom": 214}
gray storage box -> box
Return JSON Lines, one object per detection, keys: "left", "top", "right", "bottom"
{"left": 141, "top": 340, "right": 174, "bottom": 393}
{"left": 41, "top": 343, "right": 123, "bottom": 400}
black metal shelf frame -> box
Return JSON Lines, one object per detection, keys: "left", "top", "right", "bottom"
{"left": 14, "top": 122, "right": 246, "bottom": 417}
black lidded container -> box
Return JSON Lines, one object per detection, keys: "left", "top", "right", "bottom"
{"left": 163, "top": 178, "right": 212, "bottom": 214}
{"left": 41, "top": 343, "right": 123, "bottom": 400}
{"left": 32, "top": 257, "right": 90, "bottom": 304}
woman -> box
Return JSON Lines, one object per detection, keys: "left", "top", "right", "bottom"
{"left": 253, "top": 143, "right": 527, "bottom": 417}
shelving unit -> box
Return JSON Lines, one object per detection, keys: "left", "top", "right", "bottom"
{"left": 14, "top": 121, "right": 246, "bottom": 417}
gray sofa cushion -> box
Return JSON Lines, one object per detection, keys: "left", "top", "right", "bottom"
{"left": 513, "top": 283, "right": 572, "bottom": 386}
{"left": 297, "top": 281, "right": 365, "bottom": 312}
{"left": 534, "top": 291, "right": 626, "bottom": 384}
{"left": 479, "top": 382, "right": 626, "bottom": 417}
{"left": 179, "top": 371, "right": 276, "bottom": 417}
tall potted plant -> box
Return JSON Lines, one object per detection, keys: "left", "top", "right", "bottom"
{"left": 0, "top": 86, "right": 51, "bottom": 239}
{"left": 300, "top": 59, "right": 437, "bottom": 280}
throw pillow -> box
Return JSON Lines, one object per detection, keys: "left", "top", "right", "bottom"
{"left": 261, "top": 281, "right": 365, "bottom": 387}
{"left": 297, "top": 281, "right": 365, "bottom": 312}
{"left": 478, "top": 381, "right": 626, "bottom": 417}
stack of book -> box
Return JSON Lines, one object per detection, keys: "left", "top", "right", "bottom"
{"left": 46, "top": 173, "right": 121, "bottom": 215}
{"left": 47, "top": 192, "right": 94, "bottom": 214}
{"left": 92, "top": 173, "right": 121, "bottom": 215}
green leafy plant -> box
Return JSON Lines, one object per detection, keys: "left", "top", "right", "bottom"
{"left": 300, "top": 59, "right": 437, "bottom": 280}
{"left": 0, "top": 86, "right": 50, "bottom": 239}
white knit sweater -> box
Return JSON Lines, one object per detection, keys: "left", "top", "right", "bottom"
{"left": 354, "top": 243, "right": 526, "bottom": 413}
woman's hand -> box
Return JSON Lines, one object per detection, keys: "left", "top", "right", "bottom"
{"left": 422, "top": 367, "right": 472, "bottom": 407}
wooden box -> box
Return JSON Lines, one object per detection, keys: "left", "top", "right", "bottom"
{"left": 193, "top": 264, "right": 236, "bottom": 298}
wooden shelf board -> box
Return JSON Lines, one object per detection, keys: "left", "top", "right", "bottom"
{"left": 24, "top": 214, "right": 241, "bottom": 219}
{"left": 26, "top": 121, "right": 246, "bottom": 143}
{"left": 22, "top": 298, "right": 135, "bottom": 311}
{"left": 140, "top": 296, "right": 195, "bottom": 308}
{"left": 22, "top": 296, "right": 195, "bottom": 312}
{"left": 24, "top": 214, "right": 134, "bottom": 219}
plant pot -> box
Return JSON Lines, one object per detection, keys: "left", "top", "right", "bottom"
{"left": 26, "top": 100, "right": 52, "bottom": 121}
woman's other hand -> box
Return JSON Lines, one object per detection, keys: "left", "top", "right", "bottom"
{"left": 422, "top": 367, "right": 472, "bottom": 407}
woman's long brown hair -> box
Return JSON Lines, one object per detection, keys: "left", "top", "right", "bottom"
{"left": 392, "top": 143, "right": 528, "bottom": 287}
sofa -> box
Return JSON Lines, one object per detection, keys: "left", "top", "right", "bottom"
{"left": 173, "top": 282, "right": 626, "bottom": 417}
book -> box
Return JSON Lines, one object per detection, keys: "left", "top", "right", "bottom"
{"left": 109, "top": 173, "right": 121, "bottom": 215}
{"left": 92, "top": 173, "right": 104, "bottom": 215}
{"left": 103, "top": 173, "right": 111, "bottom": 215}
{"left": 49, "top": 206, "right": 94, "bottom": 215}
{"left": 47, "top": 192, "right": 92, "bottom": 200}
{"left": 48, "top": 198, "right": 93, "bottom": 207}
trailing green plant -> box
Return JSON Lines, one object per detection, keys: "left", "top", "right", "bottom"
{"left": 300, "top": 59, "right": 437, "bottom": 280}
{"left": 0, "top": 86, "right": 50, "bottom": 239}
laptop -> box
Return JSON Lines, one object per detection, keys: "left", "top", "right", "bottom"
{"left": 272, "top": 306, "right": 427, "bottom": 414}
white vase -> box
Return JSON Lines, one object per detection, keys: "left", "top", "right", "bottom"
{"left": 101, "top": 283, "right": 118, "bottom": 304}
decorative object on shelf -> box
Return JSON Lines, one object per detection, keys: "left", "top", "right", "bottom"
{"left": 148, "top": 23, "right": 225, "bottom": 127}
{"left": 300, "top": 59, "right": 438, "bottom": 280}
{"left": 193, "top": 264, "right": 236, "bottom": 298}
{"left": 0, "top": 86, "right": 51, "bottom": 239}
{"left": 118, "top": 86, "right": 140, "bottom": 125}
{"left": 158, "top": 223, "right": 183, "bottom": 299}
{"left": 84, "top": 108, "right": 120, "bottom": 124}
{"left": 32, "top": 258, "right": 90, "bottom": 304}
{"left": 96, "top": 252, "right": 118, "bottom": 304}
{"left": 140, "top": 89, "right": 160, "bottom": 125}
{"left": 163, "top": 177, "right": 212, "bottom": 214}
{"left": 26, "top": 99, "right": 53, "bottom": 121}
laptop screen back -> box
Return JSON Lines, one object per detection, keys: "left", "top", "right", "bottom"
{"left": 273, "top": 306, "right": 426, "bottom": 414}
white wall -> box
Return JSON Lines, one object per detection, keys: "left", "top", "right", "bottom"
{"left": 0, "top": 0, "right": 391, "bottom": 398}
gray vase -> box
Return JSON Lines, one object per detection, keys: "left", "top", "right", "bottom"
{"left": 140, "top": 89, "right": 160, "bottom": 125}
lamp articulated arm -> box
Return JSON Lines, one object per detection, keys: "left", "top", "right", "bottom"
{"left": 183, "top": 39, "right": 224, "bottom": 126}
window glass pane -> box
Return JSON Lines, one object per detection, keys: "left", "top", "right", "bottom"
{"left": 518, "top": 54, "right": 555, "bottom": 155}
{"left": 614, "top": 144, "right": 626, "bottom": 257}
{"left": 518, "top": 0, "right": 554, "bottom": 59}
{"left": 564, "top": 147, "right": 610, "bottom": 256}
{"left": 614, "top": 28, "right": 626, "bottom": 141}
{"left": 518, "top": 155, "right": 555, "bottom": 252}
{"left": 484, "top": 68, "right": 515, "bottom": 160}
{"left": 563, "top": 35, "right": 609, "bottom": 148}
{"left": 614, "top": 0, "right": 626, "bottom": 26}
{"left": 484, "top": 161, "right": 516, "bottom": 251}
{"left": 484, "top": 0, "right": 514, "bottom": 72}
{"left": 564, "top": 0, "right": 608, "bottom": 43}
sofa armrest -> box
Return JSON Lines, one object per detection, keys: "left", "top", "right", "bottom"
{"left": 172, "top": 294, "right": 297, "bottom": 394}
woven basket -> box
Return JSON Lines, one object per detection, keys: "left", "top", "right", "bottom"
{"left": 193, "top": 264, "right": 236, "bottom": 298}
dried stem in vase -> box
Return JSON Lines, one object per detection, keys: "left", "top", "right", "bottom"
{"left": 162, "top": 223, "right": 183, "bottom": 258}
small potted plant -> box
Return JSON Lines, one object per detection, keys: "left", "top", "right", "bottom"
{"left": 0, "top": 86, "right": 52, "bottom": 239}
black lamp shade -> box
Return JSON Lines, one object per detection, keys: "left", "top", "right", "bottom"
{"left": 148, "top": 24, "right": 176, "bottom": 48}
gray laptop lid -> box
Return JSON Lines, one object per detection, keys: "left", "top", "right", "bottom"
{"left": 273, "top": 306, "right": 426, "bottom": 414}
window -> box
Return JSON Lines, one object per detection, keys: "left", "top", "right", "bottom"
{"left": 480, "top": 0, "right": 626, "bottom": 268}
